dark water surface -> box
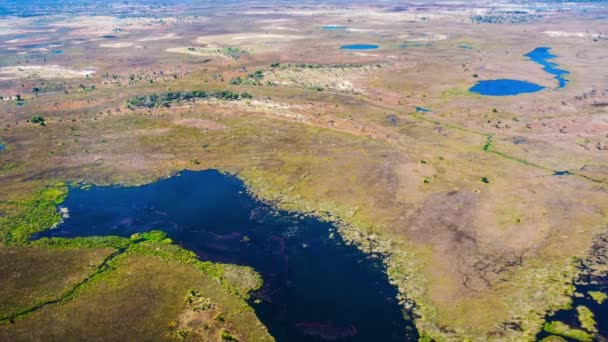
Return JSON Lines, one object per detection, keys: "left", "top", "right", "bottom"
{"left": 37, "top": 170, "right": 416, "bottom": 342}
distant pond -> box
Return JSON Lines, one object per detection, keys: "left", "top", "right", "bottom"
{"left": 525, "top": 47, "right": 570, "bottom": 88}
{"left": 469, "top": 79, "right": 545, "bottom": 96}
{"left": 322, "top": 25, "right": 347, "bottom": 30}
{"left": 340, "top": 44, "right": 379, "bottom": 50}
{"left": 36, "top": 170, "right": 417, "bottom": 342}
{"left": 470, "top": 47, "right": 569, "bottom": 96}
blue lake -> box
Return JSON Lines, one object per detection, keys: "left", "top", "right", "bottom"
{"left": 525, "top": 47, "right": 570, "bottom": 88}
{"left": 36, "top": 170, "right": 416, "bottom": 342}
{"left": 322, "top": 25, "right": 347, "bottom": 30}
{"left": 51, "top": 50, "right": 64, "bottom": 54}
{"left": 340, "top": 44, "right": 379, "bottom": 50}
{"left": 0, "top": 142, "right": 5, "bottom": 152}
{"left": 469, "top": 79, "right": 545, "bottom": 96}
{"left": 470, "top": 47, "right": 568, "bottom": 96}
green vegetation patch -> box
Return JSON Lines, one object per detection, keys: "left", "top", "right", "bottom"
{"left": 0, "top": 183, "right": 68, "bottom": 245}
{"left": 588, "top": 291, "right": 607, "bottom": 304}
{"left": 576, "top": 305, "right": 597, "bottom": 334}
{"left": 543, "top": 321, "right": 594, "bottom": 342}
{"left": 127, "top": 90, "right": 252, "bottom": 109}
{"left": 0, "top": 252, "right": 272, "bottom": 341}
{"left": 0, "top": 246, "right": 113, "bottom": 319}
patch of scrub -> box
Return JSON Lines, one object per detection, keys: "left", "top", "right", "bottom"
{"left": 166, "top": 46, "right": 246, "bottom": 59}
{"left": 525, "top": 47, "right": 570, "bottom": 88}
{"left": 261, "top": 63, "right": 382, "bottom": 94}
{"left": 0, "top": 65, "right": 95, "bottom": 79}
{"left": 401, "top": 43, "right": 432, "bottom": 48}
{"left": 35, "top": 170, "right": 417, "bottom": 342}
{"left": 340, "top": 44, "right": 379, "bottom": 50}
{"left": 469, "top": 79, "right": 544, "bottom": 96}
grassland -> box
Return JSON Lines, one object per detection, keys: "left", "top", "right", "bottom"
{"left": 1, "top": 0, "right": 608, "bottom": 341}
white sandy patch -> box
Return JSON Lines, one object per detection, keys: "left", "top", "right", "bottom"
{"left": 346, "top": 28, "right": 379, "bottom": 32}
{"left": 138, "top": 33, "right": 180, "bottom": 42}
{"left": 99, "top": 42, "right": 134, "bottom": 48}
{"left": 256, "top": 19, "right": 294, "bottom": 24}
{"left": 196, "top": 33, "right": 312, "bottom": 51}
{"left": 261, "top": 26, "right": 300, "bottom": 32}
{"left": 543, "top": 31, "right": 606, "bottom": 39}
{"left": 231, "top": 34, "right": 305, "bottom": 40}
{"left": 399, "top": 33, "right": 447, "bottom": 41}
{"left": 0, "top": 65, "right": 95, "bottom": 79}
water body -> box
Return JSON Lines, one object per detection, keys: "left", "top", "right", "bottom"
{"left": 340, "top": 44, "right": 379, "bottom": 50}
{"left": 322, "top": 25, "right": 347, "bottom": 30}
{"left": 414, "top": 106, "right": 432, "bottom": 113}
{"left": 469, "top": 79, "right": 545, "bottom": 96}
{"left": 525, "top": 47, "right": 570, "bottom": 88}
{"left": 536, "top": 269, "right": 608, "bottom": 340}
{"left": 0, "top": 142, "right": 5, "bottom": 152}
{"left": 36, "top": 170, "right": 416, "bottom": 342}
{"left": 458, "top": 44, "right": 473, "bottom": 50}
{"left": 470, "top": 47, "right": 568, "bottom": 96}
{"left": 51, "top": 50, "right": 64, "bottom": 54}
{"left": 553, "top": 170, "right": 572, "bottom": 176}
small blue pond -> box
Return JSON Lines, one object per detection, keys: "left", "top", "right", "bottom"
{"left": 322, "top": 25, "right": 347, "bottom": 30}
{"left": 36, "top": 170, "right": 417, "bottom": 342}
{"left": 340, "top": 44, "right": 379, "bottom": 50}
{"left": 0, "top": 142, "right": 5, "bottom": 152}
{"left": 51, "top": 50, "right": 64, "bottom": 54}
{"left": 414, "top": 106, "right": 432, "bottom": 113}
{"left": 470, "top": 79, "right": 545, "bottom": 96}
{"left": 525, "top": 47, "right": 569, "bottom": 88}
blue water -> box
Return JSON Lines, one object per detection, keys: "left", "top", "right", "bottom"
{"left": 340, "top": 44, "right": 379, "bottom": 50}
{"left": 36, "top": 170, "right": 416, "bottom": 342}
{"left": 51, "top": 50, "right": 64, "bottom": 54}
{"left": 322, "top": 25, "right": 347, "bottom": 30}
{"left": 536, "top": 248, "right": 608, "bottom": 341}
{"left": 458, "top": 44, "right": 473, "bottom": 50}
{"left": 414, "top": 106, "right": 432, "bottom": 113}
{"left": 525, "top": 47, "right": 570, "bottom": 88}
{"left": 0, "top": 142, "right": 5, "bottom": 152}
{"left": 470, "top": 79, "right": 545, "bottom": 96}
